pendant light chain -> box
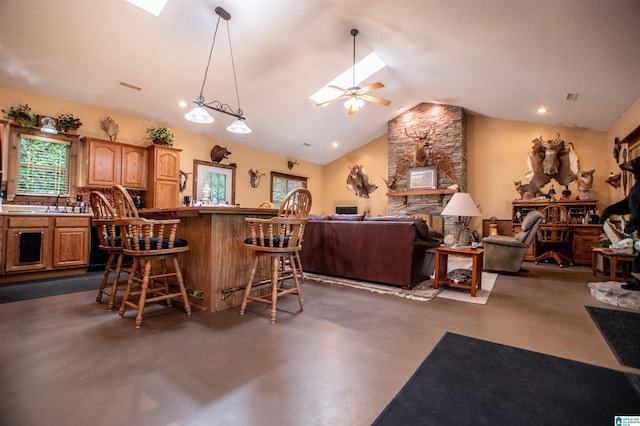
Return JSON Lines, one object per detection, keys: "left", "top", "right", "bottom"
{"left": 226, "top": 22, "right": 243, "bottom": 116}
{"left": 197, "top": 16, "right": 222, "bottom": 102}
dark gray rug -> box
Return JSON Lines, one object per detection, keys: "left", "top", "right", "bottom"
{"left": 587, "top": 306, "right": 640, "bottom": 369}
{"left": 0, "top": 272, "right": 103, "bottom": 304}
{"left": 373, "top": 332, "right": 640, "bottom": 426}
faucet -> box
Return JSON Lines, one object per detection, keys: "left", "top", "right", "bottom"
{"left": 55, "top": 193, "right": 70, "bottom": 213}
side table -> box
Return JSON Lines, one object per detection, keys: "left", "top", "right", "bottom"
{"left": 592, "top": 247, "right": 634, "bottom": 281}
{"left": 433, "top": 246, "right": 484, "bottom": 297}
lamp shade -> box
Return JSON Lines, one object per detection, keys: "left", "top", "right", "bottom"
{"left": 226, "top": 119, "right": 252, "bottom": 134}
{"left": 441, "top": 192, "right": 481, "bottom": 217}
{"left": 185, "top": 106, "right": 214, "bottom": 124}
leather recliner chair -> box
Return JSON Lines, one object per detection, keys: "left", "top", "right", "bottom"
{"left": 482, "top": 210, "right": 544, "bottom": 273}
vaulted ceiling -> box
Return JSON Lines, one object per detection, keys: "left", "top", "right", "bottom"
{"left": 1, "top": 0, "right": 639, "bottom": 164}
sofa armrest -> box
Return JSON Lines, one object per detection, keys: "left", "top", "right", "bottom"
{"left": 482, "top": 235, "right": 527, "bottom": 249}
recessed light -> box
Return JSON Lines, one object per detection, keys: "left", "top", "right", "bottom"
{"left": 332, "top": 142, "right": 339, "bottom": 148}
{"left": 537, "top": 107, "right": 548, "bottom": 114}
{"left": 178, "top": 100, "right": 188, "bottom": 108}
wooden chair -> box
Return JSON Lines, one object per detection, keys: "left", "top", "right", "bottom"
{"left": 240, "top": 188, "right": 312, "bottom": 323}
{"left": 112, "top": 185, "right": 191, "bottom": 328}
{"left": 257, "top": 200, "right": 275, "bottom": 209}
{"left": 277, "top": 188, "right": 312, "bottom": 280}
{"left": 112, "top": 184, "right": 139, "bottom": 219}
{"left": 535, "top": 205, "right": 573, "bottom": 267}
{"left": 89, "top": 191, "right": 127, "bottom": 310}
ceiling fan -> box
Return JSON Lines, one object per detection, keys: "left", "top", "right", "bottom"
{"left": 316, "top": 28, "right": 391, "bottom": 115}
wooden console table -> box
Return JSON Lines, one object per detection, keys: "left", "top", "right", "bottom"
{"left": 433, "top": 246, "right": 484, "bottom": 297}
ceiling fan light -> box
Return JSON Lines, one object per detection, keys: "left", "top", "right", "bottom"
{"left": 344, "top": 96, "right": 364, "bottom": 114}
{"left": 185, "top": 106, "right": 214, "bottom": 124}
{"left": 227, "top": 119, "right": 252, "bottom": 134}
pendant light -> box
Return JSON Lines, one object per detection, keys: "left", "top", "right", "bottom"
{"left": 185, "top": 6, "right": 251, "bottom": 134}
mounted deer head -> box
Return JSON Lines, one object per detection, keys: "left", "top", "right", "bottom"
{"left": 405, "top": 126, "right": 435, "bottom": 167}
{"left": 248, "top": 169, "right": 266, "bottom": 188}
{"left": 287, "top": 156, "right": 300, "bottom": 170}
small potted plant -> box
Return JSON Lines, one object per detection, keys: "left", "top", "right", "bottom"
{"left": 2, "top": 103, "right": 37, "bottom": 128}
{"left": 145, "top": 125, "right": 174, "bottom": 146}
{"left": 57, "top": 113, "right": 83, "bottom": 134}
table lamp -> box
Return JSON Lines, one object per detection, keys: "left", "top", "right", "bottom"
{"left": 441, "top": 192, "right": 481, "bottom": 247}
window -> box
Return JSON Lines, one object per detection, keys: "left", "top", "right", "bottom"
{"left": 17, "top": 134, "right": 70, "bottom": 196}
{"left": 193, "top": 160, "right": 236, "bottom": 204}
{"left": 271, "top": 172, "right": 307, "bottom": 208}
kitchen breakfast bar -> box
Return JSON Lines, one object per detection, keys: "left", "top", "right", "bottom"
{"left": 140, "top": 206, "right": 277, "bottom": 312}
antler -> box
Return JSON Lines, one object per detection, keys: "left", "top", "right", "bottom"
{"left": 287, "top": 156, "right": 300, "bottom": 170}
{"left": 404, "top": 126, "right": 435, "bottom": 144}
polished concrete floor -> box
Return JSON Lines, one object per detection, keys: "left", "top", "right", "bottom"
{"left": 0, "top": 263, "right": 637, "bottom": 426}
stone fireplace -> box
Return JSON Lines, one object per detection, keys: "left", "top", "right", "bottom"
{"left": 387, "top": 102, "right": 467, "bottom": 236}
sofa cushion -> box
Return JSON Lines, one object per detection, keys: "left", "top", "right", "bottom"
{"left": 365, "top": 215, "right": 431, "bottom": 240}
{"left": 330, "top": 214, "right": 365, "bottom": 221}
{"left": 308, "top": 213, "right": 331, "bottom": 221}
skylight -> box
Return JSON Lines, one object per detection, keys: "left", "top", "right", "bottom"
{"left": 310, "top": 52, "right": 386, "bottom": 104}
{"left": 127, "top": 0, "right": 168, "bottom": 16}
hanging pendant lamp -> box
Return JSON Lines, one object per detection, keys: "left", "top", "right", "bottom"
{"left": 185, "top": 6, "right": 251, "bottom": 134}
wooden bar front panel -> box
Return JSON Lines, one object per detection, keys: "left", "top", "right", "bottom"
{"left": 141, "top": 208, "right": 275, "bottom": 312}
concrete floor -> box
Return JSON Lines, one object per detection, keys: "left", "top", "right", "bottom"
{"left": 0, "top": 263, "right": 636, "bottom": 426}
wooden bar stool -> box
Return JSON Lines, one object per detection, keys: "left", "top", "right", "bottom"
{"left": 112, "top": 185, "right": 191, "bottom": 328}
{"left": 89, "top": 191, "right": 128, "bottom": 311}
{"left": 240, "top": 188, "right": 312, "bottom": 323}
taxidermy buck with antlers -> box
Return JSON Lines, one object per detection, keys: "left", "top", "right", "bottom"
{"left": 405, "top": 127, "right": 458, "bottom": 185}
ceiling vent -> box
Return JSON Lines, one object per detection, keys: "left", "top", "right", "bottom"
{"left": 565, "top": 93, "right": 579, "bottom": 101}
{"left": 120, "top": 81, "right": 142, "bottom": 91}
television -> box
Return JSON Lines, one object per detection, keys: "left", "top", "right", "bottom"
{"left": 335, "top": 206, "right": 358, "bottom": 214}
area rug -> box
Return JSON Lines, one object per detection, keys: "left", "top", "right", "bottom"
{"left": 305, "top": 271, "right": 497, "bottom": 304}
{"left": 372, "top": 332, "right": 640, "bottom": 426}
{"left": 305, "top": 273, "right": 441, "bottom": 301}
{"left": 586, "top": 306, "right": 640, "bottom": 369}
{"left": 0, "top": 272, "right": 103, "bottom": 304}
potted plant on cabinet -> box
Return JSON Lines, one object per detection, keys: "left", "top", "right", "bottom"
{"left": 145, "top": 125, "right": 174, "bottom": 146}
{"left": 57, "top": 113, "right": 83, "bottom": 134}
{"left": 2, "top": 103, "right": 37, "bottom": 128}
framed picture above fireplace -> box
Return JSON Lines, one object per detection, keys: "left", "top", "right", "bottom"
{"left": 408, "top": 166, "right": 437, "bottom": 190}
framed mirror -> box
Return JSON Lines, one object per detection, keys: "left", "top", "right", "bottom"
{"left": 193, "top": 160, "right": 236, "bottom": 205}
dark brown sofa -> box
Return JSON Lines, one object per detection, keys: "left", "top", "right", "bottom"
{"left": 300, "top": 214, "right": 443, "bottom": 289}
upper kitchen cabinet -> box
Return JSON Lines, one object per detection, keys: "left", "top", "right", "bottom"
{"left": 81, "top": 137, "right": 147, "bottom": 189}
{"left": 146, "top": 144, "right": 181, "bottom": 208}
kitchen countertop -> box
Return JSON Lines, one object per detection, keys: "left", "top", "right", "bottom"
{"left": 0, "top": 205, "right": 92, "bottom": 217}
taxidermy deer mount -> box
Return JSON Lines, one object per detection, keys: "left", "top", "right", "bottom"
{"left": 347, "top": 165, "right": 377, "bottom": 198}
{"left": 248, "top": 169, "right": 265, "bottom": 188}
{"left": 404, "top": 126, "right": 458, "bottom": 186}
{"left": 287, "top": 156, "right": 300, "bottom": 170}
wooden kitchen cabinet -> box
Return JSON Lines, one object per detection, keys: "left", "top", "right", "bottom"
{"left": 82, "top": 137, "right": 147, "bottom": 189}
{"left": 1, "top": 214, "right": 90, "bottom": 281}
{"left": 52, "top": 217, "right": 90, "bottom": 267}
{"left": 145, "top": 145, "right": 181, "bottom": 208}
{"left": 4, "top": 216, "right": 51, "bottom": 273}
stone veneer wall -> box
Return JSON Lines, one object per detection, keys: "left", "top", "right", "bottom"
{"left": 387, "top": 103, "right": 466, "bottom": 236}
